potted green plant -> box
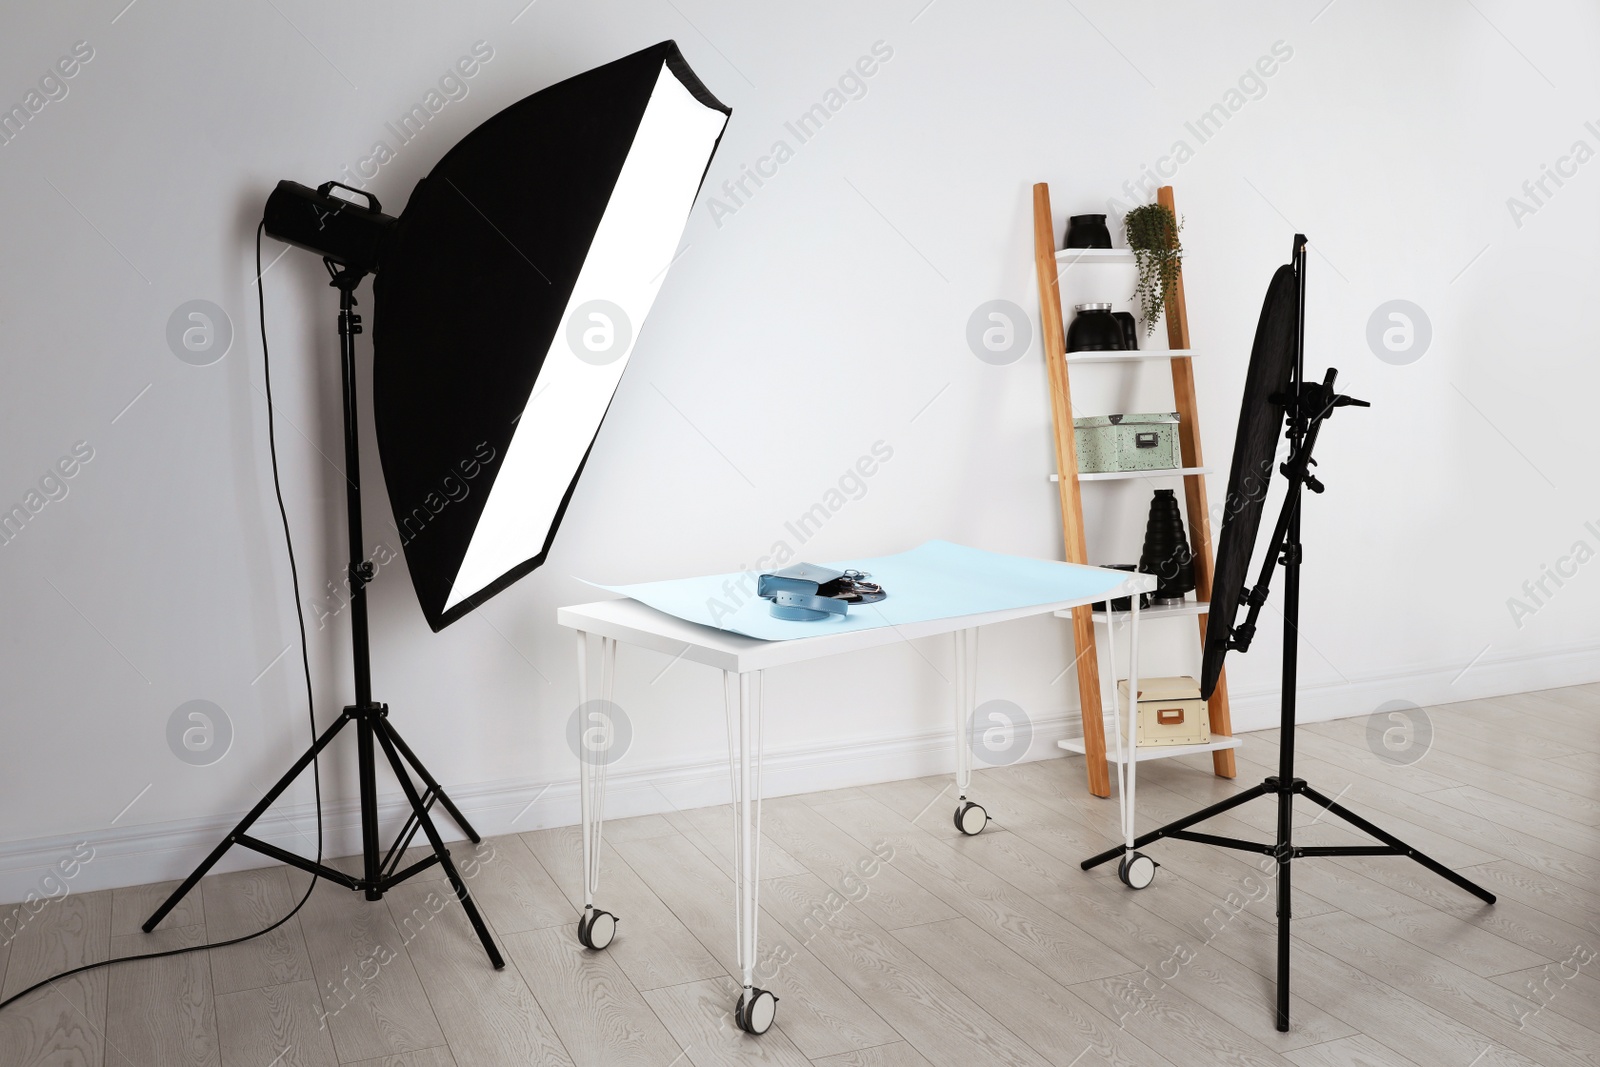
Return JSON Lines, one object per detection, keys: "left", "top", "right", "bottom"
{"left": 1124, "top": 204, "right": 1183, "bottom": 336}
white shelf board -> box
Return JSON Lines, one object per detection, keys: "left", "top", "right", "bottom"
{"left": 1067, "top": 349, "right": 1197, "bottom": 364}
{"left": 1056, "top": 248, "right": 1136, "bottom": 265}
{"left": 1052, "top": 599, "right": 1210, "bottom": 624}
{"left": 1049, "top": 466, "right": 1211, "bottom": 483}
{"left": 1056, "top": 735, "right": 1242, "bottom": 764}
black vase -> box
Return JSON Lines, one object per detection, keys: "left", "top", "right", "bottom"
{"left": 1139, "top": 489, "right": 1195, "bottom": 604}
{"left": 1112, "top": 311, "right": 1139, "bottom": 352}
{"left": 1064, "top": 214, "right": 1112, "bottom": 249}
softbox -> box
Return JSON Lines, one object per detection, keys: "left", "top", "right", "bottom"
{"left": 373, "top": 41, "right": 730, "bottom": 630}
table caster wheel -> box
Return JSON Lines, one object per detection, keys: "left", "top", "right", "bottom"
{"left": 954, "top": 801, "right": 988, "bottom": 836}
{"left": 1117, "top": 851, "right": 1157, "bottom": 890}
{"left": 734, "top": 987, "right": 778, "bottom": 1034}
{"left": 577, "top": 908, "right": 618, "bottom": 949}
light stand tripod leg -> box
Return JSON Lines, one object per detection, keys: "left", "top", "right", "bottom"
{"left": 373, "top": 717, "right": 504, "bottom": 968}
{"left": 1081, "top": 781, "right": 1271, "bottom": 870}
{"left": 384, "top": 721, "right": 482, "bottom": 844}
{"left": 143, "top": 710, "right": 349, "bottom": 933}
{"left": 1299, "top": 784, "right": 1496, "bottom": 904}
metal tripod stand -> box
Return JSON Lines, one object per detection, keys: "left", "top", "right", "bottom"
{"left": 142, "top": 263, "right": 504, "bottom": 969}
{"left": 1082, "top": 237, "right": 1492, "bottom": 1030}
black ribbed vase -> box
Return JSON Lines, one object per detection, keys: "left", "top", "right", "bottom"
{"left": 1139, "top": 489, "right": 1195, "bottom": 604}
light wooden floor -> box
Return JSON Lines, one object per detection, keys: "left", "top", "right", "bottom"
{"left": 3, "top": 684, "right": 1598, "bottom": 1066}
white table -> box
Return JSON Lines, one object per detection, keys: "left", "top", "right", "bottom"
{"left": 557, "top": 563, "right": 1154, "bottom": 1035}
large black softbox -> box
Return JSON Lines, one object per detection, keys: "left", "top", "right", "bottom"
{"left": 373, "top": 42, "right": 729, "bottom": 630}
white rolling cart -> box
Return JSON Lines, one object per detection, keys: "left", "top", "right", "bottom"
{"left": 556, "top": 559, "right": 1153, "bottom": 1035}
{"left": 1055, "top": 599, "right": 1244, "bottom": 888}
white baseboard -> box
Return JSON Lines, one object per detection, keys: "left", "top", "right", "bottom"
{"left": 2, "top": 641, "right": 1594, "bottom": 903}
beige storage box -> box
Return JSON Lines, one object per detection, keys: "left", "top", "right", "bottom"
{"left": 1119, "top": 675, "right": 1210, "bottom": 748}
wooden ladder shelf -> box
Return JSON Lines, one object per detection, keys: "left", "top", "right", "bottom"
{"left": 1032, "top": 183, "right": 1235, "bottom": 798}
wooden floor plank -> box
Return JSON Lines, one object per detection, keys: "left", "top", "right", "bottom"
{"left": 520, "top": 825, "right": 725, "bottom": 991}
{"left": 1283, "top": 856, "right": 1547, "bottom": 977}
{"left": 1488, "top": 960, "right": 1600, "bottom": 1031}
{"left": 811, "top": 795, "right": 1136, "bottom": 987}
{"left": 1295, "top": 910, "right": 1600, "bottom": 1067}
{"left": 457, "top": 834, "right": 574, "bottom": 937}
{"left": 759, "top": 798, "right": 959, "bottom": 931}
{"left": 342, "top": 1048, "right": 457, "bottom": 1067}
{"left": 1309, "top": 715, "right": 1597, "bottom": 799}
{"left": 663, "top": 803, "right": 812, "bottom": 880}
{"left": 201, "top": 866, "right": 315, "bottom": 996}
{"left": 949, "top": 825, "right": 1358, "bottom": 1051}
{"left": 811, "top": 1042, "right": 935, "bottom": 1067}
{"left": 105, "top": 924, "right": 219, "bottom": 1067}
{"left": 287, "top": 873, "right": 446, "bottom": 1063}
{"left": 382, "top": 881, "right": 573, "bottom": 1067}
{"left": 612, "top": 831, "right": 899, "bottom": 1061}
{"left": 1284, "top": 1034, "right": 1426, "bottom": 1067}
{"left": 110, "top": 878, "right": 202, "bottom": 936}
{"left": 501, "top": 925, "right": 683, "bottom": 1067}
{"left": 0, "top": 888, "right": 112, "bottom": 1067}
{"left": 892, "top": 916, "right": 1179, "bottom": 1067}
{"left": 1217, "top": 907, "right": 1550, "bottom": 1067}
{"left": 1465, "top": 860, "right": 1600, "bottom": 932}
{"left": 213, "top": 979, "right": 338, "bottom": 1067}
{"left": 640, "top": 976, "right": 812, "bottom": 1066}
{"left": 761, "top": 871, "right": 1055, "bottom": 1067}
{"left": 1071, "top": 971, "right": 1299, "bottom": 1067}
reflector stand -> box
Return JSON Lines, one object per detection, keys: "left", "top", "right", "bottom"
{"left": 1080, "top": 236, "right": 1494, "bottom": 1033}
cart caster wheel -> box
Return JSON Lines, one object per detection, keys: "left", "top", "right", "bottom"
{"left": 734, "top": 987, "right": 778, "bottom": 1035}
{"left": 1117, "top": 852, "right": 1157, "bottom": 890}
{"left": 577, "top": 908, "right": 617, "bottom": 950}
{"left": 953, "top": 801, "right": 988, "bottom": 836}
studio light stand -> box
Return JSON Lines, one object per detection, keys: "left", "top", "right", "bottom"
{"left": 1082, "top": 235, "right": 1493, "bottom": 1031}
{"left": 142, "top": 259, "right": 504, "bottom": 969}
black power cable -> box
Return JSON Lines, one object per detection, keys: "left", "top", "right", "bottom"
{"left": 0, "top": 221, "right": 324, "bottom": 1014}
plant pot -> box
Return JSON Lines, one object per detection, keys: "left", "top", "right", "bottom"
{"left": 1064, "top": 214, "right": 1112, "bottom": 249}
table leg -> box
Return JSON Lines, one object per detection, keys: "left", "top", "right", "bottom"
{"left": 1112, "top": 596, "right": 1155, "bottom": 889}
{"left": 576, "top": 631, "right": 619, "bottom": 950}
{"left": 952, "top": 627, "right": 988, "bottom": 836}
{"left": 725, "top": 669, "right": 778, "bottom": 1035}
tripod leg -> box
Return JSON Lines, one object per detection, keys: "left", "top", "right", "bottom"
{"left": 1276, "top": 844, "right": 1291, "bottom": 1031}
{"left": 1275, "top": 777, "right": 1293, "bottom": 1032}
{"left": 374, "top": 718, "right": 505, "bottom": 968}
{"left": 144, "top": 711, "right": 349, "bottom": 933}
{"left": 383, "top": 721, "right": 482, "bottom": 844}
{"left": 1300, "top": 785, "right": 1496, "bottom": 904}
{"left": 1082, "top": 781, "right": 1272, "bottom": 869}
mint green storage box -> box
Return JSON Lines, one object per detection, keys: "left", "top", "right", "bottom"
{"left": 1073, "top": 412, "right": 1180, "bottom": 474}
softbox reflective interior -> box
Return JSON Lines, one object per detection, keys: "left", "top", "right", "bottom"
{"left": 1201, "top": 264, "right": 1298, "bottom": 698}
{"left": 373, "top": 41, "right": 729, "bottom": 630}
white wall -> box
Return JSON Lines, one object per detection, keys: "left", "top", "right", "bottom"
{"left": 2, "top": 0, "right": 1596, "bottom": 900}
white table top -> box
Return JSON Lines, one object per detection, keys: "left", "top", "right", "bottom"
{"left": 558, "top": 566, "right": 1156, "bottom": 674}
